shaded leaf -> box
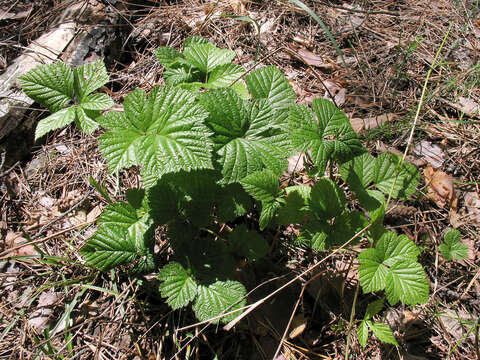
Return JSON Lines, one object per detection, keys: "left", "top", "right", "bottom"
{"left": 158, "top": 262, "right": 198, "bottom": 309}
{"left": 193, "top": 280, "right": 246, "bottom": 324}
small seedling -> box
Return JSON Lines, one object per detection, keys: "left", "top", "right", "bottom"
{"left": 439, "top": 229, "right": 468, "bottom": 261}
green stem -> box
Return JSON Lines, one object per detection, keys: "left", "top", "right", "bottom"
{"left": 344, "top": 281, "right": 360, "bottom": 359}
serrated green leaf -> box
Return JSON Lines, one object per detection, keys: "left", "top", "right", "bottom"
{"left": 206, "top": 63, "right": 245, "bottom": 89}
{"left": 358, "top": 248, "right": 389, "bottom": 293}
{"left": 35, "top": 106, "right": 76, "bottom": 140}
{"left": 358, "top": 231, "right": 420, "bottom": 292}
{"left": 289, "top": 99, "right": 363, "bottom": 175}
{"left": 373, "top": 152, "right": 419, "bottom": 199}
{"left": 164, "top": 66, "right": 196, "bottom": 87}
{"left": 364, "top": 298, "right": 384, "bottom": 319}
{"left": 99, "top": 86, "right": 213, "bottom": 179}
{"left": 183, "top": 35, "right": 210, "bottom": 47}
{"left": 199, "top": 89, "right": 288, "bottom": 183}
{"left": 245, "top": 66, "right": 296, "bottom": 110}
{"left": 276, "top": 186, "right": 311, "bottom": 225}
{"left": 183, "top": 43, "right": 236, "bottom": 74}
{"left": 98, "top": 201, "right": 153, "bottom": 254}
{"left": 19, "top": 62, "right": 73, "bottom": 113}
{"left": 80, "top": 93, "right": 114, "bottom": 111}
{"left": 73, "top": 59, "right": 109, "bottom": 101}
{"left": 310, "top": 178, "right": 346, "bottom": 220}
{"left": 357, "top": 320, "right": 369, "bottom": 348}
{"left": 75, "top": 106, "right": 99, "bottom": 134}
{"left": 199, "top": 88, "right": 247, "bottom": 143}
{"left": 155, "top": 46, "right": 183, "bottom": 68}
{"left": 193, "top": 280, "right": 246, "bottom": 324}
{"left": 240, "top": 170, "right": 280, "bottom": 202}
{"left": 259, "top": 201, "right": 282, "bottom": 230}
{"left": 80, "top": 224, "right": 137, "bottom": 271}
{"left": 368, "top": 322, "right": 398, "bottom": 346}
{"left": 385, "top": 260, "right": 429, "bottom": 305}
{"left": 359, "top": 231, "right": 428, "bottom": 305}
{"left": 440, "top": 229, "right": 468, "bottom": 260}
{"left": 378, "top": 233, "right": 420, "bottom": 266}
{"left": 228, "top": 224, "right": 269, "bottom": 260}
{"left": 98, "top": 128, "right": 142, "bottom": 172}
{"left": 158, "top": 262, "right": 198, "bottom": 309}
{"left": 339, "top": 152, "right": 375, "bottom": 188}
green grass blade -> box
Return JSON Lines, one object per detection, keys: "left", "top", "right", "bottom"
{"left": 221, "top": 14, "right": 261, "bottom": 62}
{"left": 288, "top": 0, "right": 348, "bottom": 72}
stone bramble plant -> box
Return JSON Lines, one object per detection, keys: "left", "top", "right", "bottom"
{"left": 20, "top": 36, "right": 429, "bottom": 346}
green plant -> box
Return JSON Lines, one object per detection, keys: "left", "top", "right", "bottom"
{"left": 21, "top": 39, "right": 429, "bottom": 339}
{"left": 19, "top": 59, "right": 113, "bottom": 140}
{"left": 439, "top": 229, "right": 468, "bottom": 261}
{"left": 155, "top": 36, "right": 247, "bottom": 97}
{"left": 356, "top": 298, "right": 398, "bottom": 348}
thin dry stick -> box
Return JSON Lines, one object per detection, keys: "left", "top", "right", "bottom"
{"left": 1, "top": 188, "right": 95, "bottom": 257}
{"left": 272, "top": 277, "right": 308, "bottom": 359}
{"left": 0, "top": 219, "right": 95, "bottom": 258}
{"left": 453, "top": 268, "right": 480, "bottom": 307}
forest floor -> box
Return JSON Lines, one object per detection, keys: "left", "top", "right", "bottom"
{"left": 1, "top": 0, "right": 480, "bottom": 359}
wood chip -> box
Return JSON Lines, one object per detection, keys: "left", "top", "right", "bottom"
{"left": 424, "top": 165, "right": 457, "bottom": 210}
{"left": 350, "top": 113, "right": 396, "bottom": 134}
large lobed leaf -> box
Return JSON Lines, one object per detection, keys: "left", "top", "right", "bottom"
{"left": 193, "top": 280, "right": 246, "bottom": 324}
{"left": 19, "top": 62, "right": 74, "bottom": 113}
{"left": 158, "top": 262, "right": 198, "bottom": 310}
{"left": 245, "top": 66, "right": 296, "bottom": 111}
{"left": 289, "top": 98, "right": 363, "bottom": 175}
{"left": 99, "top": 86, "right": 213, "bottom": 182}
{"left": 199, "top": 88, "right": 289, "bottom": 183}
{"left": 81, "top": 199, "right": 154, "bottom": 271}
{"left": 358, "top": 231, "right": 429, "bottom": 305}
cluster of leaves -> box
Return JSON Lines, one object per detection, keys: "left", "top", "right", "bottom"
{"left": 21, "top": 37, "right": 429, "bottom": 342}
{"left": 19, "top": 60, "right": 113, "bottom": 139}
{"left": 439, "top": 229, "right": 468, "bottom": 261}
{"left": 155, "top": 36, "right": 247, "bottom": 97}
